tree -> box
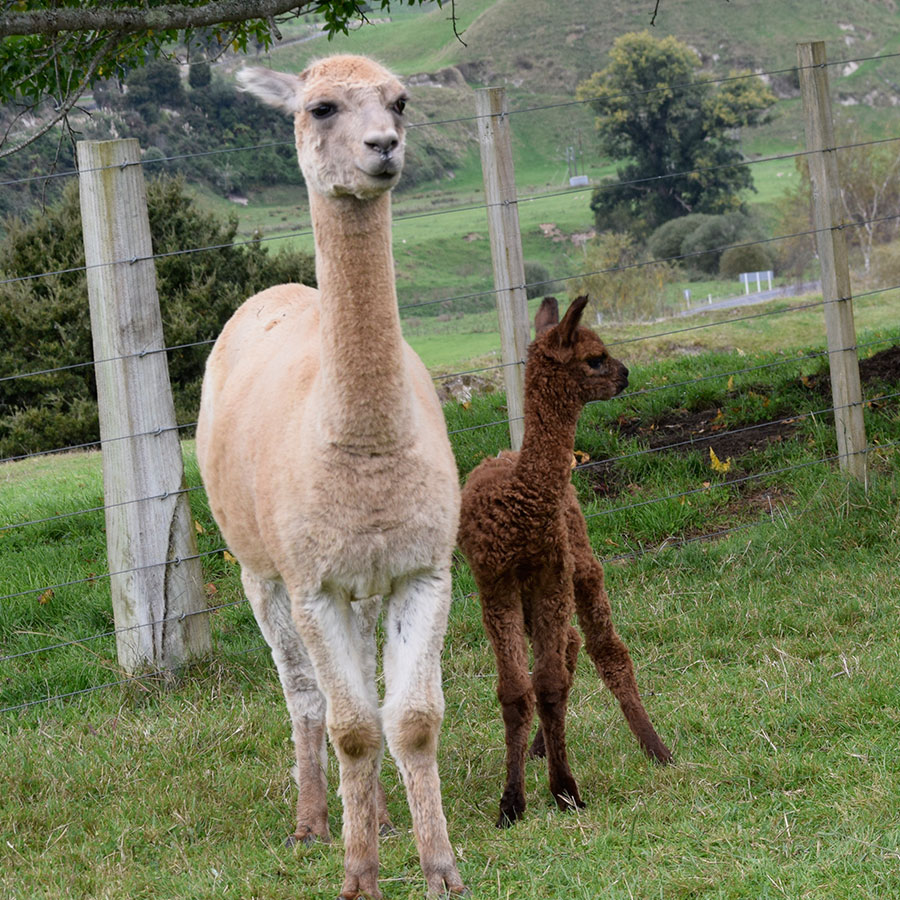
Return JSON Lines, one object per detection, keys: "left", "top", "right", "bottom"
{"left": 576, "top": 31, "right": 776, "bottom": 239}
{"left": 775, "top": 122, "right": 900, "bottom": 280}
{"left": 0, "top": 0, "right": 448, "bottom": 158}
{"left": 0, "top": 175, "right": 316, "bottom": 458}
{"left": 835, "top": 128, "right": 900, "bottom": 275}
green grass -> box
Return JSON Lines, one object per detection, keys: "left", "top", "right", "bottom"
{"left": 3, "top": 300, "right": 900, "bottom": 898}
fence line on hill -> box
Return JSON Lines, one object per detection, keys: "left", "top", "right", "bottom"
{"left": 3, "top": 41, "right": 900, "bottom": 712}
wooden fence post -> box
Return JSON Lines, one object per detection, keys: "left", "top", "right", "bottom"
{"left": 797, "top": 41, "right": 867, "bottom": 484}
{"left": 476, "top": 87, "right": 530, "bottom": 450}
{"left": 77, "top": 138, "right": 210, "bottom": 674}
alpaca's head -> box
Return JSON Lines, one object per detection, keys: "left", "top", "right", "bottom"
{"left": 529, "top": 295, "right": 629, "bottom": 404}
{"left": 237, "top": 55, "right": 407, "bottom": 200}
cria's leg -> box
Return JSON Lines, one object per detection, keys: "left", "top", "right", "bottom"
{"left": 567, "top": 507, "right": 673, "bottom": 765}
{"left": 528, "top": 625, "right": 580, "bottom": 760}
{"left": 289, "top": 586, "right": 384, "bottom": 900}
{"left": 478, "top": 576, "right": 534, "bottom": 827}
{"left": 382, "top": 569, "right": 466, "bottom": 896}
{"left": 242, "top": 572, "right": 330, "bottom": 844}
{"left": 528, "top": 570, "right": 584, "bottom": 814}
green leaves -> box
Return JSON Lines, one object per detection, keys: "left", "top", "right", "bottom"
{"left": 576, "top": 30, "right": 777, "bottom": 239}
{"left": 0, "top": 0, "right": 439, "bottom": 157}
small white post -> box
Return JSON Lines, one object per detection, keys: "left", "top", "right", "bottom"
{"left": 476, "top": 87, "right": 529, "bottom": 451}
{"left": 78, "top": 138, "right": 210, "bottom": 673}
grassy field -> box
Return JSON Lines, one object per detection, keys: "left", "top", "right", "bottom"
{"left": 3, "top": 294, "right": 900, "bottom": 899}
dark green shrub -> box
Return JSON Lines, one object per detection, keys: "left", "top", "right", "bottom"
{"left": 0, "top": 176, "right": 316, "bottom": 459}
{"left": 680, "top": 213, "right": 763, "bottom": 276}
{"left": 719, "top": 243, "right": 774, "bottom": 279}
{"left": 647, "top": 214, "right": 715, "bottom": 264}
{"left": 523, "top": 260, "right": 553, "bottom": 299}
{"left": 188, "top": 60, "right": 212, "bottom": 90}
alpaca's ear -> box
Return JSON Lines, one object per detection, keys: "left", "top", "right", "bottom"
{"left": 534, "top": 297, "right": 560, "bottom": 336}
{"left": 556, "top": 295, "right": 590, "bottom": 347}
{"left": 236, "top": 67, "right": 304, "bottom": 114}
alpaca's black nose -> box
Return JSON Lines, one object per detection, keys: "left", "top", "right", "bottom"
{"left": 365, "top": 135, "right": 399, "bottom": 158}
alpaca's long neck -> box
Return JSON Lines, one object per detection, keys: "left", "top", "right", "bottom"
{"left": 513, "top": 370, "right": 582, "bottom": 508}
{"left": 311, "top": 191, "right": 411, "bottom": 450}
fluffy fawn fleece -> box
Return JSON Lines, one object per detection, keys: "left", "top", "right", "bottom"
{"left": 196, "top": 56, "right": 465, "bottom": 899}
{"left": 458, "top": 295, "right": 672, "bottom": 827}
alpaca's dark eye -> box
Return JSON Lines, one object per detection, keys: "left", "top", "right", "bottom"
{"left": 310, "top": 103, "right": 336, "bottom": 119}
{"left": 392, "top": 97, "right": 407, "bottom": 115}
{"left": 586, "top": 356, "right": 607, "bottom": 369}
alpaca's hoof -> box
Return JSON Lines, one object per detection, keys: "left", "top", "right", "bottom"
{"left": 496, "top": 795, "right": 525, "bottom": 828}
{"left": 424, "top": 864, "right": 467, "bottom": 897}
{"left": 338, "top": 874, "right": 382, "bottom": 900}
{"left": 554, "top": 791, "right": 586, "bottom": 813}
{"left": 286, "top": 825, "right": 329, "bottom": 848}
{"left": 378, "top": 821, "right": 398, "bottom": 838}
{"left": 645, "top": 736, "right": 674, "bottom": 765}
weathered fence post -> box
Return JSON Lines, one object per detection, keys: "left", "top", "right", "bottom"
{"left": 476, "top": 87, "right": 529, "bottom": 450}
{"left": 797, "top": 41, "right": 867, "bottom": 484}
{"left": 77, "top": 138, "right": 210, "bottom": 674}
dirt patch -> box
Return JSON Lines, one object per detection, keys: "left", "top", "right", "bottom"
{"left": 435, "top": 373, "right": 497, "bottom": 405}
{"left": 613, "top": 406, "right": 799, "bottom": 458}
{"left": 800, "top": 343, "right": 900, "bottom": 394}
{"left": 860, "top": 344, "right": 900, "bottom": 384}
{"left": 577, "top": 343, "right": 900, "bottom": 500}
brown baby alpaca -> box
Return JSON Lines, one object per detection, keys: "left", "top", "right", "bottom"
{"left": 458, "top": 295, "right": 672, "bottom": 828}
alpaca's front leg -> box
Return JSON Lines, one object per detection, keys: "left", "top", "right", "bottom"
{"left": 290, "top": 587, "right": 384, "bottom": 900}
{"left": 352, "top": 597, "right": 396, "bottom": 836}
{"left": 478, "top": 579, "right": 535, "bottom": 827}
{"left": 241, "top": 572, "right": 330, "bottom": 843}
{"left": 382, "top": 570, "right": 466, "bottom": 896}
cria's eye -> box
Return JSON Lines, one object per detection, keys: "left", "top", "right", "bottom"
{"left": 586, "top": 356, "right": 607, "bottom": 369}
{"left": 392, "top": 97, "right": 407, "bottom": 115}
{"left": 310, "top": 103, "right": 336, "bottom": 119}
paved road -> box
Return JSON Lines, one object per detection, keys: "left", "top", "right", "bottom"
{"left": 679, "top": 281, "right": 822, "bottom": 317}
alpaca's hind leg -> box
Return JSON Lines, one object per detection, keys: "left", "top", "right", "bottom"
{"left": 528, "top": 625, "right": 580, "bottom": 760}
{"left": 289, "top": 585, "right": 385, "bottom": 900}
{"left": 567, "top": 511, "right": 673, "bottom": 764}
{"left": 241, "top": 572, "right": 330, "bottom": 843}
{"left": 382, "top": 569, "right": 466, "bottom": 896}
{"left": 478, "top": 576, "right": 535, "bottom": 827}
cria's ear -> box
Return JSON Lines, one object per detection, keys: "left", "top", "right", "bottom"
{"left": 556, "top": 295, "right": 590, "bottom": 347}
{"left": 236, "top": 67, "right": 303, "bottom": 114}
{"left": 534, "top": 296, "right": 559, "bottom": 336}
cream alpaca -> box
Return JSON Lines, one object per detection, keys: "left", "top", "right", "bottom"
{"left": 196, "top": 55, "right": 465, "bottom": 900}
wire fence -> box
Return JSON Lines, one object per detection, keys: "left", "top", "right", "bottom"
{"left": 3, "top": 46, "right": 900, "bottom": 715}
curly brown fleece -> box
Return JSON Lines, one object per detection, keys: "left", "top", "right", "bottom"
{"left": 458, "top": 295, "right": 672, "bottom": 828}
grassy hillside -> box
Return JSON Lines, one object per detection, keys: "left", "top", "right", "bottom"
{"left": 259, "top": 0, "right": 900, "bottom": 100}
{"left": 193, "top": 0, "right": 900, "bottom": 330}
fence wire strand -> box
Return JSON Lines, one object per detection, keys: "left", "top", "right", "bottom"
{"left": 4, "top": 46, "right": 900, "bottom": 717}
